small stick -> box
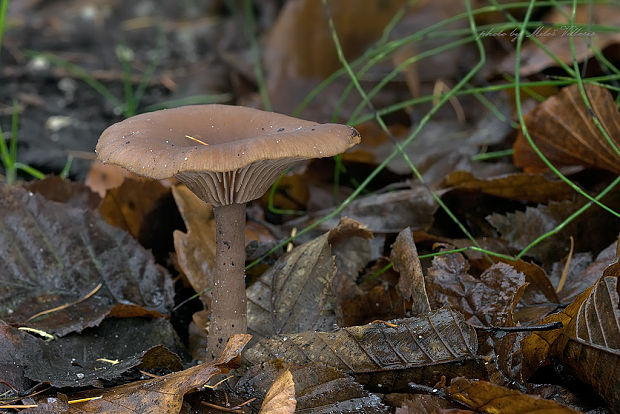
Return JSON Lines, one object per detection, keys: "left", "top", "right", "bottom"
{"left": 471, "top": 321, "right": 563, "bottom": 333}
{"left": 201, "top": 398, "right": 256, "bottom": 412}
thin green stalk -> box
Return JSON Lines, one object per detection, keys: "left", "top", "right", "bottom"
{"left": 351, "top": 74, "right": 620, "bottom": 125}
{"left": 567, "top": 0, "right": 620, "bottom": 159}
{"left": 517, "top": 175, "right": 620, "bottom": 259}
{"left": 246, "top": 0, "right": 488, "bottom": 271}
{"left": 295, "top": 0, "right": 608, "bottom": 116}
{"left": 471, "top": 149, "right": 515, "bottom": 161}
{"left": 513, "top": 0, "right": 620, "bottom": 219}
{"left": 0, "top": 0, "right": 8, "bottom": 55}
{"left": 267, "top": 172, "right": 305, "bottom": 216}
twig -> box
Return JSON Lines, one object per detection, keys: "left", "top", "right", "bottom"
{"left": 201, "top": 397, "right": 256, "bottom": 412}
{"left": 470, "top": 321, "right": 563, "bottom": 333}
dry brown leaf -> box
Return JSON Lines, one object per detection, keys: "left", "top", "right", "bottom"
{"left": 445, "top": 377, "right": 581, "bottom": 413}
{"left": 551, "top": 266, "right": 620, "bottom": 411}
{"left": 514, "top": 84, "right": 620, "bottom": 174}
{"left": 520, "top": 285, "right": 593, "bottom": 380}
{"left": 259, "top": 369, "right": 296, "bottom": 414}
{"left": 443, "top": 171, "right": 576, "bottom": 204}
{"left": 64, "top": 334, "right": 251, "bottom": 413}
{"left": 391, "top": 227, "right": 431, "bottom": 316}
{"left": 85, "top": 160, "right": 141, "bottom": 198}
{"left": 172, "top": 184, "right": 217, "bottom": 308}
{"left": 100, "top": 178, "right": 170, "bottom": 240}
{"left": 237, "top": 361, "right": 387, "bottom": 413}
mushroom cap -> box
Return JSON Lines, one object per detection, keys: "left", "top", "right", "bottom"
{"left": 96, "top": 104, "right": 360, "bottom": 206}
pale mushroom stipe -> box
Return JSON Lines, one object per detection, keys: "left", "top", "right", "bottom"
{"left": 95, "top": 104, "right": 360, "bottom": 359}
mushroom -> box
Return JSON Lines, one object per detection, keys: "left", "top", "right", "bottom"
{"left": 95, "top": 104, "right": 360, "bottom": 358}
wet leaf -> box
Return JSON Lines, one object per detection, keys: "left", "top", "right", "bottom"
{"left": 246, "top": 222, "right": 338, "bottom": 341}
{"left": 514, "top": 84, "right": 620, "bottom": 174}
{"left": 391, "top": 228, "right": 431, "bottom": 316}
{"left": 99, "top": 178, "right": 170, "bottom": 241}
{"left": 244, "top": 308, "right": 477, "bottom": 376}
{"left": 443, "top": 171, "right": 575, "bottom": 204}
{"left": 551, "top": 270, "right": 620, "bottom": 410}
{"left": 444, "top": 377, "right": 581, "bottom": 413}
{"left": 259, "top": 369, "right": 296, "bottom": 414}
{"left": 0, "top": 318, "right": 186, "bottom": 388}
{"left": 0, "top": 184, "right": 173, "bottom": 336}
{"left": 24, "top": 175, "right": 101, "bottom": 210}
{"left": 426, "top": 254, "right": 526, "bottom": 327}
{"left": 237, "top": 361, "right": 387, "bottom": 413}
{"left": 64, "top": 334, "right": 251, "bottom": 414}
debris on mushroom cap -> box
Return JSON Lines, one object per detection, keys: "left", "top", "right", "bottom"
{"left": 96, "top": 104, "right": 361, "bottom": 206}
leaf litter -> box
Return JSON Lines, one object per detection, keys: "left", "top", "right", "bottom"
{"left": 2, "top": 1, "right": 620, "bottom": 412}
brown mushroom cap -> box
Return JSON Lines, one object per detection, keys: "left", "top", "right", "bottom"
{"left": 96, "top": 104, "right": 360, "bottom": 206}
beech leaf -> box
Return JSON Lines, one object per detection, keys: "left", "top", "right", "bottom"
{"left": 259, "top": 369, "right": 296, "bottom": 414}
{"left": 246, "top": 223, "right": 338, "bottom": 340}
{"left": 64, "top": 334, "right": 251, "bottom": 414}
{"left": 237, "top": 361, "right": 387, "bottom": 413}
{"left": 445, "top": 377, "right": 581, "bottom": 413}
{"left": 513, "top": 84, "right": 620, "bottom": 174}
{"left": 244, "top": 307, "right": 477, "bottom": 375}
{"left": 0, "top": 184, "right": 173, "bottom": 336}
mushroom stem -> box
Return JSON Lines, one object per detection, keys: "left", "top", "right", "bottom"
{"left": 208, "top": 202, "right": 247, "bottom": 359}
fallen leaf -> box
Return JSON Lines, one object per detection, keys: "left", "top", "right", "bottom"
{"left": 246, "top": 222, "right": 338, "bottom": 341}
{"left": 445, "top": 377, "right": 581, "bottom": 413}
{"left": 285, "top": 185, "right": 438, "bottom": 236}
{"left": 391, "top": 228, "right": 431, "bottom": 316}
{"left": 487, "top": 196, "right": 620, "bottom": 265}
{"left": 0, "top": 184, "right": 173, "bottom": 336}
{"left": 264, "top": 0, "right": 409, "bottom": 120}
{"left": 551, "top": 269, "right": 620, "bottom": 410}
{"left": 426, "top": 254, "right": 526, "bottom": 327}
{"left": 172, "top": 184, "right": 217, "bottom": 308}
{"left": 65, "top": 334, "right": 251, "bottom": 413}
{"left": 244, "top": 308, "right": 478, "bottom": 382}
{"left": 395, "top": 394, "right": 473, "bottom": 414}
{"left": 24, "top": 175, "right": 101, "bottom": 210}
{"left": 443, "top": 171, "right": 576, "bottom": 204}
{"left": 0, "top": 318, "right": 185, "bottom": 388}
{"left": 500, "top": 5, "right": 620, "bottom": 76}
{"left": 259, "top": 369, "right": 296, "bottom": 414}
{"left": 514, "top": 84, "right": 620, "bottom": 174}
{"left": 99, "top": 178, "right": 170, "bottom": 241}
{"left": 237, "top": 361, "right": 388, "bottom": 413}
{"left": 85, "top": 160, "right": 141, "bottom": 198}
{"left": 328, "top": 217, "right": 374, "bottom": 325}
{"left": 549, "top": 241, "right": 617, "bottom": 304}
